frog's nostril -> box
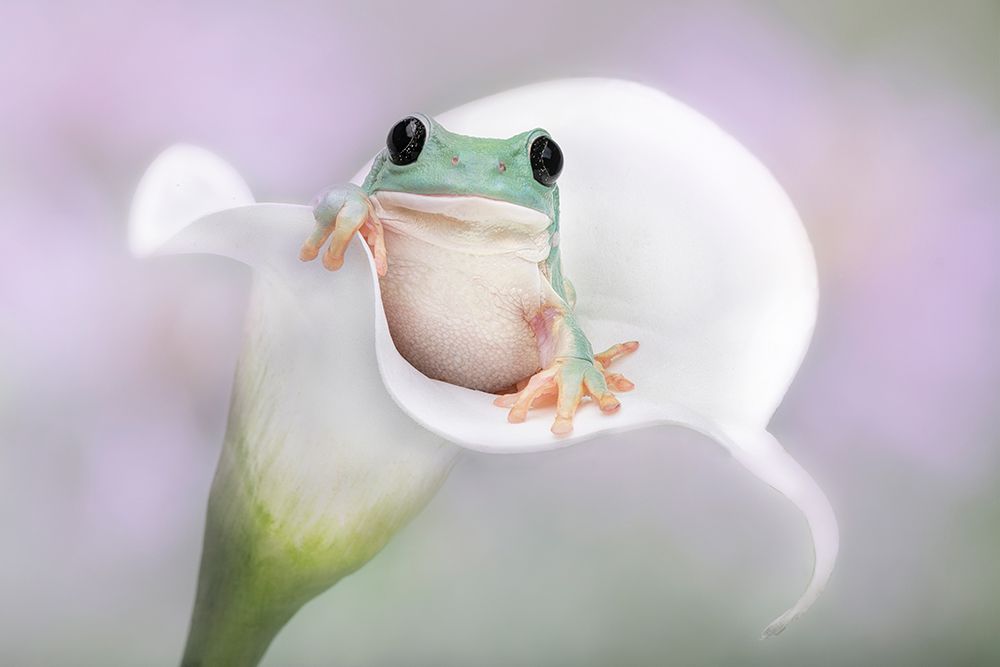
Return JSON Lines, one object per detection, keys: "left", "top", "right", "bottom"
{"left": 451, "top": 155, "right": 459, "bottom": 165}
{"left": 498, "top": 160, "right": 507, "bottom": 173}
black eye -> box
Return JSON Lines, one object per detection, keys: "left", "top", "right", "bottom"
{"left": 529, "top": 135, "right": 563, "bottom": 186}
{"left": 386, "top": 116, "right": 426, "bottom": 165}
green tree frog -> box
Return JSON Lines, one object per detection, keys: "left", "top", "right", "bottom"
{"left": 300, "top": 115, "right": 638, "bottom": 435}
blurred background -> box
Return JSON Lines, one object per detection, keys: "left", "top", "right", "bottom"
{"left": 1, "top": 1, "right": 998, "bottom": 665}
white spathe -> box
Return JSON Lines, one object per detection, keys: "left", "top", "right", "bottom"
{"left": 130, "top": 78, "right": 837, "bottom": 637}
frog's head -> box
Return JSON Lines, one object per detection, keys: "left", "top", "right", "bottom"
{"left": 366, "top": 115, "right": 562, "bottom": 227}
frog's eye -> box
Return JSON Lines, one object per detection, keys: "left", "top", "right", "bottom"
{"left": 386, "top": 117, "right": 427, "bottom": 165}
{"left": 529, "top": 135, "right": 563, "bottom": 186}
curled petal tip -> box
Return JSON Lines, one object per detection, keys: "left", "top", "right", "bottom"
{"left": 760, "top": 610, "right": 798, "bottom": 639}
{"left": 129, "top": 144, "right": 255, "bottom": 257}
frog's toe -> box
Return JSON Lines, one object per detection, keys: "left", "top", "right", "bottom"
{"left": 505, "top": 368, "right": 558, "bottom": 424}
{"left": 581, "top": 366, "right": 622, "bottom": 413}
{"left": 299, "top": 222, "right": 335, "bottom": 262}
{"left": 550, "top": 362, "right": 622, "bottom": 435}
{"left": 493, "top": 376, "right": 556, "bottom": 408}
{"left": 594, "top": 340, "right": 639, "bottom": 368}
{"left": 492, "top": 393, "right": 515, "bottom": 408}
{"left": 594, "top": 340, "right": 638, "bottom": 392}
{"left": 551, "top": 416, "right": 574, "bottom": 436}
{"left": 603, "top": 372, "right": 635, "bottom": 392}
{"left": 529, "top": 389, "right": 558, "bottom": 409}
{"left": 493, "top": 390, "right": 558, "bottom": 410}
{"left": 362, "top": 216, "right": 388, "bottom": 276}
{"left": 321, "top": 198, "right": 369, "bottom": 271}
{"left": 552, "top": 370, "right": 587, "bottom": 435}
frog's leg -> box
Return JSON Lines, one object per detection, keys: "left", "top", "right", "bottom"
{"left": 497, "top": 284, "right": 639, "bottom": 435}
{"left": 300, "top": 183, "right": 387, "bottom": 276}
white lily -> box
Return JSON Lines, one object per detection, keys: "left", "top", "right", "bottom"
{"left": 130, "top": 79, "right": 837, "bottom": 665}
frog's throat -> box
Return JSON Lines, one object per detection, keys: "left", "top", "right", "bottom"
{"left": 370, "top": 190, "right": 552, "bottom": 261}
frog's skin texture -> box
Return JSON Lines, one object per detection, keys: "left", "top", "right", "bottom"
{"left": 300, "top": 115, "right": 637, "bottom": 434}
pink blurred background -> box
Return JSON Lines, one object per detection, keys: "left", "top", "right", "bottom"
{"left": 2, "top": 1, "right": 998, "bottom": 665}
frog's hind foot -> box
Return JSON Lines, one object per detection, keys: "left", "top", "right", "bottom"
{"left": 493, "top": 339, "right": 639, "bottom": 413}
{"left": 493, "top": 340, "right": 638, "bottom": 436}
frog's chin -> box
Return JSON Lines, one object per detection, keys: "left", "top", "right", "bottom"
{"left": 370, "top": 190, "right": 552, "bottom": 233}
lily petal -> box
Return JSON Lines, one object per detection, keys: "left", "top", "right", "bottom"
{"left": 131, "top": 78, "right": 837, "bottom": 644}
{"left": 133, "top": 146, "right": 460, "bottom": 665}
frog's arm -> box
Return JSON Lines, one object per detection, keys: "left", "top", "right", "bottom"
{"left": 300, "top": 158, "right": 387, "bottom": 275}
{"left": 542, "top": 187, "right": 576, "bottom": 308}
{"left": 545, "top": 244, "right": 577, "bottom": 310}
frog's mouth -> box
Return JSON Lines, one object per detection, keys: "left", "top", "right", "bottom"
{"left": 369, "top": 190, "right": 552, "bottom": 259}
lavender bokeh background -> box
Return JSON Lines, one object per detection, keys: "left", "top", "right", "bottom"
{"left": 2, "top": 1, "right": 998, "bottom": 665}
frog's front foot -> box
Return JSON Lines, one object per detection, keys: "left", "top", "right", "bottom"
{"left": 300, "top": 183, "right": 387, "bottom": 276}
{"left": 495, "top": 341, "right": 639, "bottom": 435}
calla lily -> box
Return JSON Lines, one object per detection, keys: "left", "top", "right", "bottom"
{"left": 131, "top": 79, "right": 837, "bottom": 665}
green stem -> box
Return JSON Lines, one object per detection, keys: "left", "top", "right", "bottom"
{"left": 178, "top": 430, "right": 456, "bottom": 666}
{"left": 179, "top": 479, "right": 320, "bottom": 666}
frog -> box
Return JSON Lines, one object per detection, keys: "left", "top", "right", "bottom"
{"left": 299, "top": 114, "right": 638, "bottom": 435}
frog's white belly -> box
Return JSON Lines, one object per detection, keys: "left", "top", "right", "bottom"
{"left": 372, "top": 192, "right": 553, "bottom": 393}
